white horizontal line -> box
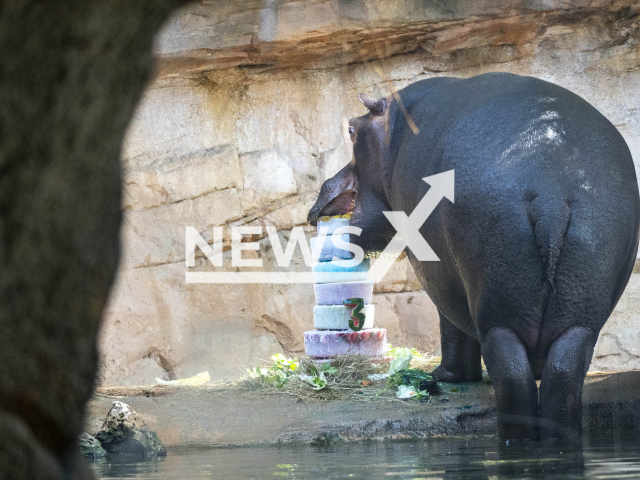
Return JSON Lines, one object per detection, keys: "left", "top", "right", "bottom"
{"left": 185, "top": 272, "right": 322, "bottom": 284}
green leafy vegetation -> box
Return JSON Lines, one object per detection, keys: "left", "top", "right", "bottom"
{"left": 244, "top": 348, "right": 442, "bottom": 402}
{"left": 386, "top": 344, "right": 423, "bottom": 358}
{"left": 388, "top": 353, "right": 412, "bottom": 375}
{"left": 248, "top": 354, "right": 299, "bottom": 389}
{"left": 388, "top": 369, "right": 438, "bottom": 399}
{"left": 300, "top": 363, "right": 329, "bottom": 390}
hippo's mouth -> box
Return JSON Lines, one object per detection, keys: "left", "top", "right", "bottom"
{"left": 317, "top": 190, "right": 356, "bottom": 218}
{"left": 308, "top": 189, "right": 357, "bottom": 226}
{"left": 307, "top": 165, "right": 359, "bottom": 227}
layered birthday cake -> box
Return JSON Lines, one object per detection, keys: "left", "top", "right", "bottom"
{"left": 304, "top": 215, "right": 387, "bottom": 359}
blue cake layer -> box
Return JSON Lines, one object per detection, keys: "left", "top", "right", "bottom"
{"left": 313, "top": 304, "right": 374, "bottom": 329}
{"left": 312, "top": 258, "right": 370, "bottom": 284}
{"left": 314, "top": 281, "right": 374, "bottom": 305}
{"left": 316, "top": 215, "right": 351, "bottom": 235}
{"left": 310, "top": 235, "right": 353, "bottom": 262}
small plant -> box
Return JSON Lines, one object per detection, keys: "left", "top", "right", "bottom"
{"left": 320, "top": 363, "right": 338, "bottom": 376}
{"left": 300, "top": 362, "right": 340, "bottom": 390}
{"left": 271, "top": 354, "right": 299, "bottom": 372}
{"left": 248, "top": 354, "right": 298, "bottom": 389}
{"left": 300, "top": 364, "right": 327, "bottom": 390}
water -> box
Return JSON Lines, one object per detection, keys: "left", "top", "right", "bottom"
{"left": 90, "top": 432, "right": 640, "bottom": 479}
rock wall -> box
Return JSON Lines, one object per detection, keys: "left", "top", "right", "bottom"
{"left": 98, "top": 0, "right": 640, "bottom": 384}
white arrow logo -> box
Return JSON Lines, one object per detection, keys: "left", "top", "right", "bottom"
{"left": 369, "top": 169, "right": 455, "bottom": 283}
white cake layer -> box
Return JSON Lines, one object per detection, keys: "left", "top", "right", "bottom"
{"left": 304, "top": 328, "right": 387, "bottom": 358}
{"left": 316, "top": 216, "right": 350, "bottom": 235}
{"left": 310, "top": 235, "right": 353, "bottom": 261}
{"left": 313, "top": 304, "right": 374, "bottom": 330}
{"left": 314, "top": 281, "right": 374, "bottom": 306}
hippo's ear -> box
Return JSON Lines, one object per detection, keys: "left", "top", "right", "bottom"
{"left": 358, "top": 93, "right": 386, "bottom": 116}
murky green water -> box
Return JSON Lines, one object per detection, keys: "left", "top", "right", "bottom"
{"left": 90, "top": 432, "right": 640, "bottom": 479}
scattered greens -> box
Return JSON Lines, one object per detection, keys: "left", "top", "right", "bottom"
{"left": 319, "top": 363, "right": 339, "bottom": 376}
{"left": 396, "top": 385, "right": 425, "bottom": 399}
{"left": 300, "top": 363, "right": 331, "bottom": 390}
{"left": 388, "top": 353, "right": 413, "bottom": 376}
{"left": 248, "top": 354, "right": 299, "bottom": 388}
{"left": 386, "top": 344, "right": 423, "bottom": 359}
{"left": 379, "top": 351, "right": 438, "bottom": 399}
{"left": 388, "top": 368, "right": 438, "bottom": 399}
{"left": 246, "top": 347, "right": 439, "bottom": 401}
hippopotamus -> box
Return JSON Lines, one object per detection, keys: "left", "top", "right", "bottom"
{"left": 307, "top": 72, "right": 640, "bottom": 441}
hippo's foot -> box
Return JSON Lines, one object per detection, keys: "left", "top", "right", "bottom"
{"left": 435, "top": 311, "right": 483, "bottom": 383}
{"left": 432, "top": 359, "right": 482, "bottom": 383}
{"left": 431, "top": 363, "right": 465, "bottom": 383}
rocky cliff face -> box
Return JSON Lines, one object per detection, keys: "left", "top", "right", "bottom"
{"left": 98, "top": 0, "right": 640, "bottom": 384}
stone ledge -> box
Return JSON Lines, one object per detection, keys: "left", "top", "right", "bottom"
{"left": 153, "top": 0, "right": 640, "bottom": 77}
{"left": 86, "top": 370, "right": 640, "bottom": 447}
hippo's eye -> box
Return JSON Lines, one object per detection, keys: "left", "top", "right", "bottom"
{"left": 348, "top": 126, "right": 355, "bottom": 137}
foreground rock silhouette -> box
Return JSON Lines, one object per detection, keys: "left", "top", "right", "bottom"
{"left": 0, "top": 1, "right": 188, "bottom": 478}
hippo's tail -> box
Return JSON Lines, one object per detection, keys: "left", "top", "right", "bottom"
{"left": 529, "top": 197, "right": 572, "bottom": 294}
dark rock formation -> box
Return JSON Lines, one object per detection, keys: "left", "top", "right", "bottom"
{"left": 0, "top": 0, "right": 188, "bottom": 478}
{"left": 95, "top": 402, "right": 166, "bottom": 457}
{"left": 78, "top": 434, "right": 106, "bottom": 459}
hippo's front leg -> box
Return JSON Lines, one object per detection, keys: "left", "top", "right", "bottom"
{"left": 432, "top": 311, "right": 483, "bottom": 383}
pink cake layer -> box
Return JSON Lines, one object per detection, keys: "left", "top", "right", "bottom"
{"left": 303, "top": 328, "right": 387, "bottom": 358}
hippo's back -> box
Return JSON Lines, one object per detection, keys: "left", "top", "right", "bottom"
{"left": 395, "top": 73, "right": 635, "bottom": 196}
{"left": 392, "top": 73, "right": 640, "bottom": 352}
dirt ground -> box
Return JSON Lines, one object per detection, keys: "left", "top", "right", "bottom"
{"left": 85, "top": 370, "right": 640, "bottom": 447}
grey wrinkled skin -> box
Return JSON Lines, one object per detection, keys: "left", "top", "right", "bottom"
{"left": 308, "top": 73, "right": 640, "bottom": 441}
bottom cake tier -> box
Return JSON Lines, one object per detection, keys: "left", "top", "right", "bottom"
{"left": 303, "top": 328, "right": 387, "bottom": 358}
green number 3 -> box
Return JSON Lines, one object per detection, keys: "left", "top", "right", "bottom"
{"left": 343, "top": 297, "right": 365, "bottom": 331}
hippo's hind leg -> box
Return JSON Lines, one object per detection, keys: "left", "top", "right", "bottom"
{"left": 539, "top": 326, "right": 596, "bottom": 440}
{"left": 482, "top": 327, "right": 539, "bottom": 440}
{"left": 535, "top": 197, "right": 634, "bottom": 440}
{"left": 432, "top": 311, "right": 482, "bottom": 383}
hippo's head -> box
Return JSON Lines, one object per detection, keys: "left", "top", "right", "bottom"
{"left": 307, "top": 93, "right": 396, "bottom": 255}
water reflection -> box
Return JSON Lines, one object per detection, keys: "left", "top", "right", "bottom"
{"left": 91, "top": 431, "right": 640, "bottom": 479}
